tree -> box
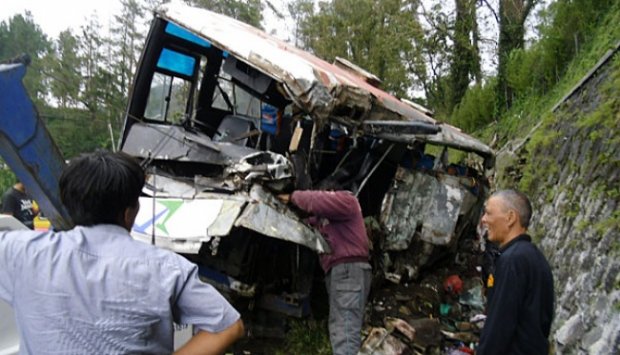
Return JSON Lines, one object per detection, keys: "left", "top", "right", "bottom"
{"left": 79, "top": 14, "right": 108, "bottom": 119}
{"left": 494, "top": 0, "right": 539, "bottom": 111}
{"left": 0, "top": 12, "right": 51, "bottom": 105}
{"left": 414, "top": 0, "right": 456, "bottom": 117}
{"left": 287, "top": 0, "right": 315, "bottom": 48}
{"left": 143, "top": 0, "right": 169, "bottom": 12}
{"left": 111, "top": 0, "right": 145, "bottom": 96}
{"left": 293, "top": 0, "right": 425, "bottom": 98}
{"left": 108, "top": 0, "right": 146, "bottom": 130}
{"left": 190, "top": 0, "right": 263, "bottom": 28}
{"left": 449, "top": 0, "right": 481, "bottom": 111}
{"left": 47, "top": 30, "right": 82, "bottom": 109}
{"left": 506, "top": 0, "right": 618, "bottom": 100}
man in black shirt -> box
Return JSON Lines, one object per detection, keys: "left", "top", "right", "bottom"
{"left": 1, "top": 181, "right": 38, "bottom": 229}
{"left": 477, "top": 189, "right": 554, "bottom": 355}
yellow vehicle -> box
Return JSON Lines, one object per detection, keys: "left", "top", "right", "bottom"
{"left": 32, "top": 201, "right": 51, "bottom": 231}
{"left": 33, "top": 214, "right": 51, "bottom": 231}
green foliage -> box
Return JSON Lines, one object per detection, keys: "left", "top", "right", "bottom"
{"left": 106, "top": 0, "right": 146, "bottom": 132}
{"left": 295, "top": 0, "right": 424, "bottom": 98}
{"left": 287, "top": 0, "right": 315, "bottom": 47}
{"left": 527, "top": 116, "right": 558, "bottom": 149}
{"left": 477, "top": 0, "right": 620, "bottom": 146}
{"left": 0, "top": 12, "right": 51, "bottom": 105}
{"left": 518, "top": 117, "right": 560, "bottom": 195}
{"left": 111, "top": 0, "right": 145, "bottom": 98}
{"left": 449, "top": 79, "right": 496, "bottom": 132}
{"left": 413, "top": 2, "right": 452, "bottom": 118}
{"left": 424, "top": 75, "right": 452, "bottom": 119}
{"left": 0, "top": 167, "right": 16, "bottom": 196}
{"left": 79, "top": 15, "right": 114, "bottom": 120}
{"left": 505, "top": 0, "right": 619, "bottom": 106}
{"left": 276, "top": 319, "right": 331, "bottom": 355}
{"left": 577, "top": 63, "right": 620, "bottom": 134}
{"left": 565, "top": 238, "right": 579, "bottom": 250}
{"left": 41, "top": 106, "right": 113, "bottom": 158}
{"left": 449, "top": 0, "right": 481, "bottom": 111}
{"left": 47, "top": 30, "right": 82, "bottom": 108}
{"left": 495, "top": 0, "right": 538, "bottom": 112}
{"left": 590, "top": 203, "right": 620, "bottom": 241}
{"left": 449, "top": 0, "right": 620, "bottom": 135}
{"left": 506, "top": 46, "right": 549, "bottom": 97}
{"left": 501, "top": 5, "right": 620, "bottom": 264}
{"left": 529, "top": 226, "right": 543, "bottom": 244}
{"left": 575, "top": 220, "right": 590, "bottom": 233}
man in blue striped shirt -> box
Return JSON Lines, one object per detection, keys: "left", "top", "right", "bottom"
{"left": 0, "top": 150, "right": 243, "bottom": 354}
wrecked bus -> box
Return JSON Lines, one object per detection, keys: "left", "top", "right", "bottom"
{"left": 0, "top": 2, "right": 495, "bottom": 346}
{"left": 117, "top": 2, "right": 495, "bottom": 337}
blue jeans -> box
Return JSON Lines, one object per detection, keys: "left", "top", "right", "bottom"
{"left": 325, "top": 262, "right": 372, "bottom": 355}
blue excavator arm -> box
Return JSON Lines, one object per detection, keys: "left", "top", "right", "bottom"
{"left": 0, "top": 57, "right": 73, "bottom": 230}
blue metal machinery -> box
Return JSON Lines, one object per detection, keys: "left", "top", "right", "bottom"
{"left": 0, "top": 57, "right": 73, "bottom": 230}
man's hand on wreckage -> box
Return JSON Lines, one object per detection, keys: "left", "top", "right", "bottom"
{"left": 277, "top": 194, "right": 291, "bottom": 205}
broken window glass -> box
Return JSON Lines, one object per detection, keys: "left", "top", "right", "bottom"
{"left": 144, "top": 72, "right": 192, "bottom": 124}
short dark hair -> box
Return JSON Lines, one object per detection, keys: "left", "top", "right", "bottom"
{"left": 492, "top": 189, "right": 533, "bottom": 228}
{"left": 59, "top": 150, "right": 145, "bottom": 226}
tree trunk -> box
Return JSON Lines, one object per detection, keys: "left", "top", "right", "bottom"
{"left": 496, "top": 0, "right": 537, "bottom": 112}
{"left": 449, "top": 0, "right": 481, "bottom": 112}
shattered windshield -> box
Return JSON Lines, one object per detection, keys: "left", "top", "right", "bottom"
{"left": 212, "top": 71, "right": 261, "bottom": 118}
{"left": 144, "top": 72, "right": 192, "bottom": 123}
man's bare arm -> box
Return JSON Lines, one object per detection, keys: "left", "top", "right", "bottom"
{"left": 173, "top": 319, "right": 244, "bottom": 355}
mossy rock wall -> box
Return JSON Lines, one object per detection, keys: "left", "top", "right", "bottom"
{"left": 496, "top": 55, "right": 620, "bottom": 353}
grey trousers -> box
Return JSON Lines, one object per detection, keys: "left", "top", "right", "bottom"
{"left": 325, "top": 262, "right": 372, "bottom": 355}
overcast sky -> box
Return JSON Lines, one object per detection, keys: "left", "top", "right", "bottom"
{"left": 3, "top": 0, "right": 541, "bottom": 80}
{"left": 2, "top": 0, "right": 123, "bottom": 37}
{"left": 1, "top": 0, "right": 292, "bottom": 41}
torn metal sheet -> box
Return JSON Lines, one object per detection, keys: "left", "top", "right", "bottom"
{"left": 156, "top": 3, "right": 494, "bottom": 160}
{"left": 234, "top": 184, "right": 330, "bottom": 253}
{"left": 224, "top": 151, "right": 293, "bottom": 181}
{"left": 422, "top": 123, "right": 495, "bottom": 161}
{"left": 122, "top": 123, "right": 262, "bottom": 165}
{"left": 135, "top": 178, "right": 328, "bottom": 253}
{"left": 361, "top": 120, "right": 441, "bottom": 137}
{"left": 381, "top": 167, "right": 477, "bottom": 248}
{"left": 143, "top": 174, "right": 250, "bottom": 201}
{"left": 359, "top": 327, "right": 390, "bottom": 355}
{"left": 130, "top": 234, "right": 204, "bottom": 254}
{"left": 359, "top": 327, "right": 409, "bottom": 355}
{"left": 131, "top": 195, "right": 246, "bottom": 253}
{"left": 143, "top": 174, "right": 198, "bottom": 198}
{"left": 385, "top": 317, "right": 416, "bottom": 342}
{"left": 334, "top": 57, "right": 382, "bottom": 87}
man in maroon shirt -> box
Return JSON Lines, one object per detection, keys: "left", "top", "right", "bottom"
{"left": 278, "top": 190, "right": 371, "bottom": 355}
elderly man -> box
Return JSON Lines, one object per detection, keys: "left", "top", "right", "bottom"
{"left": 477, "top": 189, "right": 554, "bottom": 355}
{"left": 0, "top": 151, "right": 244, "bottom": 354}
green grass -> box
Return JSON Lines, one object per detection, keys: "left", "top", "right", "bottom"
{"left": 471, "top": 2, "right": 620, "bottom": 148}
{"left": 274, "top": 319, "right": 332, "bottom": 355}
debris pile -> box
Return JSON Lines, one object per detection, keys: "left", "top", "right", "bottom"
{"left": 362, "top": 229, "right": 488, "bottom": 355}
